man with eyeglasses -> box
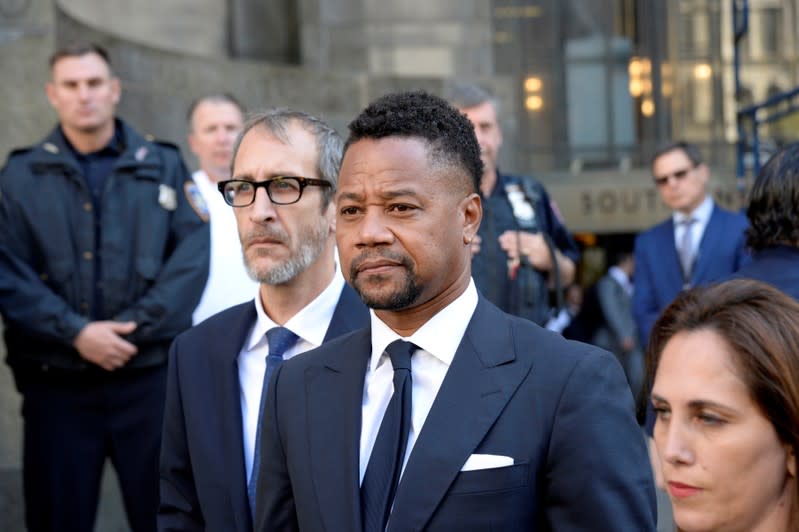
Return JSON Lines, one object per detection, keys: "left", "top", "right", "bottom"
{"left": 633, "top": 140, "right": 749, "bottom": 349}
{"left": 158, "top": 108, "right": 369, "bottom": 531}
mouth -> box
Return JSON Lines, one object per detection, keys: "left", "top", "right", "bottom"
{"left": 667, "top": 481, "right": 702, "bottom": 499}
{"left": 355, "top": 259, "right": 402, "bottom": 275}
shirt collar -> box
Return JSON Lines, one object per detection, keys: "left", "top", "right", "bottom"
{"left": 673, "top": 195, "right": 713, "bottom": 226}
{"left": 368, "top": 279, "right": 479, "bottom": 372}
{"left": 58, "top": 121, "right": 125, "bottom": 158}
{"left": 608, "top": 266, "right": 632, "bottom": 294}
{"left": 245, "top": 264, "right": 345, "bottom": 351}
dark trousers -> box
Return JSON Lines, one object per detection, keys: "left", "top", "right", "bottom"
{"left": 21, "top": 365, "right": 167, "bottom": 532}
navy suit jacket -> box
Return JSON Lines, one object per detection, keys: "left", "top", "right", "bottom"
{"left": 633, "top": 202, "right": 749, "bottom": 343}
{"left": 729, "top": 245, "right": 799, "bottom": 302}
{"left": 158, "top": 283, "right": 369, "bottom": 532}
{"left": 256, "top": 297, "right": 657, "bottom": 531}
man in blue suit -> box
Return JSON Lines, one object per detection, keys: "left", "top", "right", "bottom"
{"left": 255, "top": 91, "right": 656, "bottom": 531}
{"left": 633, "top": 141, "right": 749, "bottom": 345}
{"left": 158, "top": 109, "right": 369, "bottom": 531}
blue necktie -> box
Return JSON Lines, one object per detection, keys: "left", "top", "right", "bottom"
{"left": 247, "top": 326, "right": 299, "bottom": 521}
{"left": 361, "top": 340, "right": 417, "bottom": 532}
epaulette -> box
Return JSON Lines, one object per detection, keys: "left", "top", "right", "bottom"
{"left": 150, "top": 138, "right": 181, "bottom": 152}
{"left": 7, "top": 146, "right": 34, "bottom": 159}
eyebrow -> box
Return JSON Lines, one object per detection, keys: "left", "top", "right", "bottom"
{"left": 230, "top": 173, "right": 299, "bottom": 182}
{"left": 650, "top": 394, "right": 739, "bottom": 414}
{"left": 337, "top": 188, "right": 422, "bottom": 203}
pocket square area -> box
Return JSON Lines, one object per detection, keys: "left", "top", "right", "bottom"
{"left": 460, "top": 453, "right": 514, "bottom": 471}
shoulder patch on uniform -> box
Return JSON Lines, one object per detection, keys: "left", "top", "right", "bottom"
{"left": 158, "top": 184, "right": 177, "bottom": 211}
{"left": 184, "top": 181, "right": 209, "bottom": 222}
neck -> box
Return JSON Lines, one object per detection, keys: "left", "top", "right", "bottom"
{"left": 258, "top": 244, "right": 336, "bottom": 325}
{"left": 480, "top": 169, "right": 497, "bottom": 197}
{"left": 62, "top": 121, "right": 115, "bottom": 154}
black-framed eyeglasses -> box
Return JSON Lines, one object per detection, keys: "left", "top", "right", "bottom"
{"left": 217, "top": 177, "right": 332, "bottom": 207}
{"left": 653, "top": 166, "right": 695, "bottom": 187}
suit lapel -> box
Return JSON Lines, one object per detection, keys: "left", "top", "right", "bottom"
{"left": 215, "top": 304, "right": 259, "bottom": 532}
{"left": 387, "top": 300, "right": 533, "bottom": 532}
{"left": 307, "top": 328, "right": 371, "bottom": 532}
{"left": 656, "top": 219, "right": 685, "bottom": 292}
{"left": 691, "top": 204, "right": 721, "bottom": 283}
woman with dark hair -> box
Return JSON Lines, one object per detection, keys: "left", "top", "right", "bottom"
{"left": 647, "top": 279, "right": 799, "bottom": 532}
{"left": 732, "top": 142, "right": 799, "bottom": 300}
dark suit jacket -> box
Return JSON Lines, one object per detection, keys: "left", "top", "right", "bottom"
{"left": 632, "top": 202, "right": 749, "bottom": 343}
{"left": 256, "top": 297, "right": 657, "bottom": 531}
{"left": 592, "top": 273, "right": 639, "bottom": 357}
{"left": 729, "top": 245, "right": 799, "bottom": 301}
{"left": 158, "top": 284, "right": 369, "bottom": 532}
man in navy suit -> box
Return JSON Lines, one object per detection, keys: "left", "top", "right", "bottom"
{"left": 255, "top": 91, "right": 656, "bottom": 531}
{"left": 158, "top": 108, "right": 369, "bottom": 531}
{"left": 730, "top": 142, "right": 799, "bottom": 301}
{"left": 633, "top": 141, "right": 748, "bottom": 345}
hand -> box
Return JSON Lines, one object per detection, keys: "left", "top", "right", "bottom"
{"left": 498, "top": 230, "right": 552, "bottom": 271}
{"left": 469, "top": 234, "right": 482, "bottom": 257}
{"left": 73, "top": 321, "right": 138, "bottom": 371}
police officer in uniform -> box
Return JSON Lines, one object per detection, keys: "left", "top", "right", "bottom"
{"left": 0, "top": 43, "right": 209, "bottom": 532}
{"left": 449, "top": 83, "right": 579, "bottom": 325}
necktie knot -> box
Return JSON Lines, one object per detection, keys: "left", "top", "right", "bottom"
{"left": 266, "top": 326, "right": 299, "bottom": 360}
{"left": 679, "top": 217, "right": 697, "bottom": 227}
{"left": 385, "top": 339, "right": 416, "bottom": 371}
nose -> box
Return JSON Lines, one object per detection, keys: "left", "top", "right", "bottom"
{"left": 657, "top": 418, "right": 694, "bottom": 466}
{"left": 248, "top": 186, "right": 278, "bottom": 223}
{"left": 355, "top": 208, "right": 394, "bottom": 247}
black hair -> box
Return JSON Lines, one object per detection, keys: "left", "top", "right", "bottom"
{"left": 345, "top": 90, "right": 483, "bottom": 193}
{"left": 651, "top": 140, "right": 704, "bottom": 168}
{"left": 49, "top": 42, "right": 111, "bottom": 70}
{"left": 746, "top": 143, "right": 799, "bottom": 251}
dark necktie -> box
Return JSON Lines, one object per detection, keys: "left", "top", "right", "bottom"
{"left": 678, "top": 217, "right": 697, "bottom": 283}
{"left": 361, "top": 339, "right": 417, "bottom": 532}
{"left": 247, "top": 326, "right": 299, "bottom": 521}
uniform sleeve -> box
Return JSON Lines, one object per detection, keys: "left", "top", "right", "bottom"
{"left": 0, "top": 158, "right": 88, "bottom": 343}
{"left": 158, "top": 337, "right": 205, "bottom": 531}
{"left": 545, "top": 349, "right": 657, "bottom": 530}
{"left": 539, "top": 186, "right": 580, "bottom": 263}
{"left": 113, "top": 149, "right": 210, "bottom": 343}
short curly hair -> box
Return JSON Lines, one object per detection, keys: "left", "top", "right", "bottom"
{"left": 344, "top": 90, "right": 483, "bottom": 193}
{"left": 746, "top": 143, "right": 799, "bottom": 251}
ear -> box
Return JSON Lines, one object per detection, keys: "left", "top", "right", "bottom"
{"left": 187, "top": 131, "right": 199, "bottom": 158}
{"left": 110, "top": 76, "right": 121, "bottom": 105}
{"left": 324, "top": 198, "right": 336, "bottom": 234}
{"left": 695, "top": 162, "right": 710, "bottom": 185}
{"left": 45, "top": 82, "right": 57, "bottom": 109}
{"left": 787, "top": 445, "right": 796, "bottom": 478}
{"left": 460, "top": 192, "right": 482, "bottom": 246}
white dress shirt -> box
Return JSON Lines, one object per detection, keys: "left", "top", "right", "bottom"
{"left": 672, "top": 195, "right": 713, "bottom": 266}
{"left": 191, "top": 169, "right": 259, "bottom": 325}
{"left": 608, "top": 265, "right": 633, "bottom": 297}
{"left": 359, "top": 279, "right": 479, "bottom": 484}
{"left": 239, "top": 269, "right": 345, "bottom": 481}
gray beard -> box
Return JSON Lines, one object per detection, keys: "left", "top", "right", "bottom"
{"left": 243, "top": 221, "right": 328, "bottom": 285}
